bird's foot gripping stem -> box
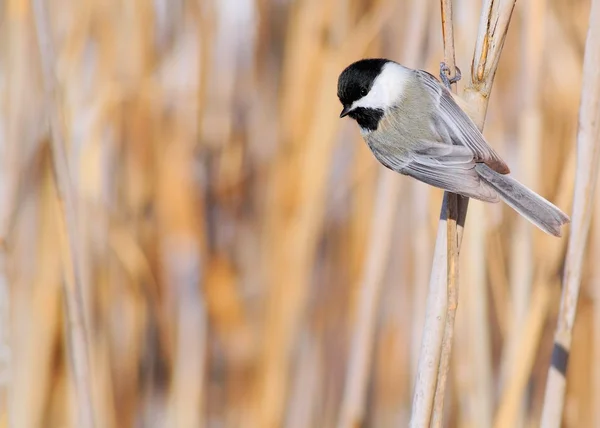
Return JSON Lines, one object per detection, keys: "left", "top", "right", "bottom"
{"left": 439, "top": 62, "right": 461, "bottom": 89}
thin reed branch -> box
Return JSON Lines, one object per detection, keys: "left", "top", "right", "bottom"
{"left": 410, "top": 1, "right": 518, "bottom": 426}
{"left": 540, "top": 0, "right": 600, "bottom": 424}
{"left": 439, "top": 0, "right": 457, "bottom": 87}
{"left": 430, "top": 0, "right": 459, "bottom": 426}
{"left": 31, "top": 1, "right": 95, "bottom": 427}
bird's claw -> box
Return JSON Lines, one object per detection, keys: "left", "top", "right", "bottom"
{"left": 439, "top": 62, "right": 461, "bottom": 89}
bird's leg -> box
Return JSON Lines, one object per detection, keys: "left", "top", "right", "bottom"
{"left": 439, "top": 62, "right": 462, "bottom": 90}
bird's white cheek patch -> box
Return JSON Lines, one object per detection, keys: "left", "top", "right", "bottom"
{"left": 351, "top": 87, "right": 387, "bottom": 111}
{"left": 350, "top": 62, "right": 409, "bottom": 112}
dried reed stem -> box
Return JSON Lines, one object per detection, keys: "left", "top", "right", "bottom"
{"left": 337, "top": 1, "right": 430, "bottom": 426}
{"left": 430, "top": 1, "right": 459, "bottom": 426}
{"left": 410, "top": 1, "right": 518, "bottom": 426}
{"left": 31, "top": 1, "right": 95, "bottom": 427}
{"left": 540, "top": 0, "right": 600, "bottom": 424}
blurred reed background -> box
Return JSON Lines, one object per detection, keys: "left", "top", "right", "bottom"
{"left": 0, "top": 0, "right": 595, "bottom": 426}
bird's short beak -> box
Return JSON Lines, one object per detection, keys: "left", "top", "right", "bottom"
{"left": 340, "top": 105, "right": 351, "bottom": 118}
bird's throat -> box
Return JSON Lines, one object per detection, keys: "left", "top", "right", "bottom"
{"left": 348, "top": 107, "right": 384, "bottom": 132}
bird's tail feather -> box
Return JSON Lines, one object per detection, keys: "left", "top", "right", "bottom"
{"left": 475, "top": 164, "right": 570, "bottom": 237}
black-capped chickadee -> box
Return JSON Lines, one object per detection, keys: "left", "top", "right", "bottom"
{"left": 337, "top": 58, "right": 569, "bottom": 237}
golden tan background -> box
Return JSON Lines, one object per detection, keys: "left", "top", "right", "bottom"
{"left": 0, "top": 0, "right": 596, "bottom": 426}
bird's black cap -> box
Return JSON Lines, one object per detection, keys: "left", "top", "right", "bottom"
{"left": 337, "top": 58, "right": 390, "bottom": 131}
{"left": 337, "top": 58, "right": 390, "bottom": 110}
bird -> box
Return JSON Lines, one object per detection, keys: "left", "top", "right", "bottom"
{"left": 337, "top": 58, "right": 569, "bottom": 237}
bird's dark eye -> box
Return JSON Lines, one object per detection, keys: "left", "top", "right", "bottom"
{"left": 360, "top": 88, "right": 368, "bottom": 96}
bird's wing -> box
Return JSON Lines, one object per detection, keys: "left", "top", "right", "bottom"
{"left": 369, "top": 137, "right": 499, "bottom": 202}
{"left": 415, "top": 70, "right": 510, "bottom": 174}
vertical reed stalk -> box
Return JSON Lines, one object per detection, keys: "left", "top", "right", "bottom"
{"left": 31, "top": 1, "right": 95, "bottom": 426}
{"left": 410, "top": 1, "right": 518, "bottom": 426}
{"left": 430, "top": 1, "right": 459, "bottom": 426}
{"left": 541, "top": 0, "right": 600, "bottom": 424}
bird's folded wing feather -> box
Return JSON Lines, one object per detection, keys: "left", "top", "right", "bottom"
{"left": 415, "top": 70, "right": 510, "bottom": 174}
{"left": 371, "top": 141, "right": 499, "bottom": 202}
